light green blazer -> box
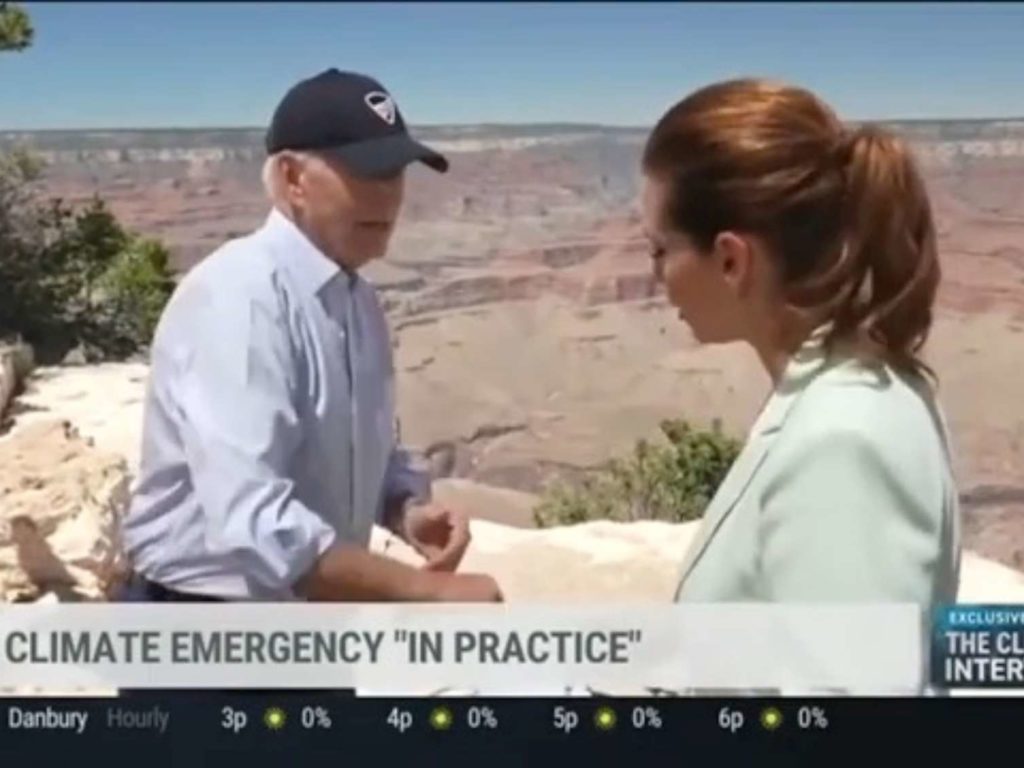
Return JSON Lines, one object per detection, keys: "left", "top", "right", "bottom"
{"left": 674, "top": 328, "right": 961, "bottom": 609}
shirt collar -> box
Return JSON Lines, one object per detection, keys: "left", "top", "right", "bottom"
{"left": 260, "top": 207, "right": 356, "bottom": 297}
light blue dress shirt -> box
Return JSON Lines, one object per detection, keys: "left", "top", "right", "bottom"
{"left": 122, "top": 209, "right": 431, "bottom": 600}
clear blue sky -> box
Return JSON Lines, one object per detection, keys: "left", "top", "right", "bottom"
{"left": 2, "top": 2, "right": 1022, "bottom": 130}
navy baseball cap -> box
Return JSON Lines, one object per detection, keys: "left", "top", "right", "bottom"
{"left": 265, "top": 69, "right": 449, "bottom": 177}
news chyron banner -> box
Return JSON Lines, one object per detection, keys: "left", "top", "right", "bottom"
{"left": 0, "top": 604, "right": 930, "bottom": 695}
{"left": 932, "top": 604, "right": 1024, "bottom": 689}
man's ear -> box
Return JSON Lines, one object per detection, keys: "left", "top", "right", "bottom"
{"left": 279, "top": 152, "right": 305, "bottom": 202}
{"left": 712, "top": 231, "right": 754, "bottom": 295}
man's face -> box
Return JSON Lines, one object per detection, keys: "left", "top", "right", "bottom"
{"left": 285, "top": 152, "right": 405, "bottom": 270}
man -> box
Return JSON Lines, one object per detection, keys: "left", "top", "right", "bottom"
{"left": 118, "top": 69, "right": 502, "bottom": 605}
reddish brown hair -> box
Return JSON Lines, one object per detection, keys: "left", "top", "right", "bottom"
{"left": 642, "top": 78, "right": 940, "bottom": 376}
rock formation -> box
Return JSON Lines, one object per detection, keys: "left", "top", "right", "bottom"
{"left": 1, "top": 367, "right": 1023, "bottom": 698}
{"left": 0, "top": 420, "right": 128, "bottom": 602}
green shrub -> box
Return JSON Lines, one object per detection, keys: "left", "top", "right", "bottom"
{"left": 534, "top": 419, "right": 743, "bottom": 527}
{"left": 0, "top": 2, "right": 33, "bottom": 51}
{"left": 0, "top": 168, "right": 175, "bottom": 362}
{"left": 87, "top": 236, "right": 175, "bottom": 358}
{"left": 0, "top": 154, "right": 80, "bottom": 348}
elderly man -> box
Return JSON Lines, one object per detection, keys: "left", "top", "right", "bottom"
{"left": 117, "top": 69, "right": 502, "bottom": 605}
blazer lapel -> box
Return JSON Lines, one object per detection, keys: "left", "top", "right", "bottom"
{"left": 674, "top": 328, "right": 833, "bottom": 591}
{"left": 673, "top": 398, "right": 788, "bottom": 587}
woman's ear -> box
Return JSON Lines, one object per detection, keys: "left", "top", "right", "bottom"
{"left": 712, "top": 231, "right": 754, "bottom": 295}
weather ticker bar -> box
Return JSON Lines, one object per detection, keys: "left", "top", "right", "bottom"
{"left": 0, "top": 697, "right": 1020, "bottom": 760}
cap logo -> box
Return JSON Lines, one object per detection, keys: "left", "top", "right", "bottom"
{"left": 365, "top": 91, "right": 396, "bottom": 125}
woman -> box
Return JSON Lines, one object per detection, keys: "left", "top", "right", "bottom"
{"left": 641, "top": 79, "right": 961, "bottom": 616}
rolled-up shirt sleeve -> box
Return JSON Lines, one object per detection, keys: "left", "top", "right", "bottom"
{"left": 175, "top": 282, "right": 337, "bottom": 593}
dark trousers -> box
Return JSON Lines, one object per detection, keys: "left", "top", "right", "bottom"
{"left": 114, "top": 574, "right": 354, "bottom": 698}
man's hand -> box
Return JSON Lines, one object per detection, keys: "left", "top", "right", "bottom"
{"left": 400, "top": 501, "right": 471, "bottom": 572}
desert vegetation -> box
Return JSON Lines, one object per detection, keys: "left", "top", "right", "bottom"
{"left": 535, "top": 419, "right": 741, "bottom": 526}
{"left": 0, "top": 4, "right": 174, "bottom": 362}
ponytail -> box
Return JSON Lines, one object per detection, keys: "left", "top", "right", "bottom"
{"left": 830, "top": 125, "right": 940, "bottom": 377}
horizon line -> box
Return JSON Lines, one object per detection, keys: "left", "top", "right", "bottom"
{"left": 4, "top": 115, "right": 1024, "bottom": 134}
{"left": 5, "top": 122, "right": 642, "bottom": 134}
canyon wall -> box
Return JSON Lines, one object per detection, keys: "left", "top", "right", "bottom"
{"left": 2, "top": 122, "right": 1021, "bottom": 573}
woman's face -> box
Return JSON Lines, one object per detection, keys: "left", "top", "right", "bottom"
{"left": 641, "top": 175, "right": 751, "bottom": 344}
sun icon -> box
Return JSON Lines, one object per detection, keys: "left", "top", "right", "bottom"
{"left": 429, "top": 706, "right": 454, "bottom": 731}
{"left": 760, "top": 707, "right": 783, "bottom": 731}
{"left": 594, "top": 706, "right": 617, "bottom": 731}
{"left": 263, "top": 707, "right": 287, "bottom": 731}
